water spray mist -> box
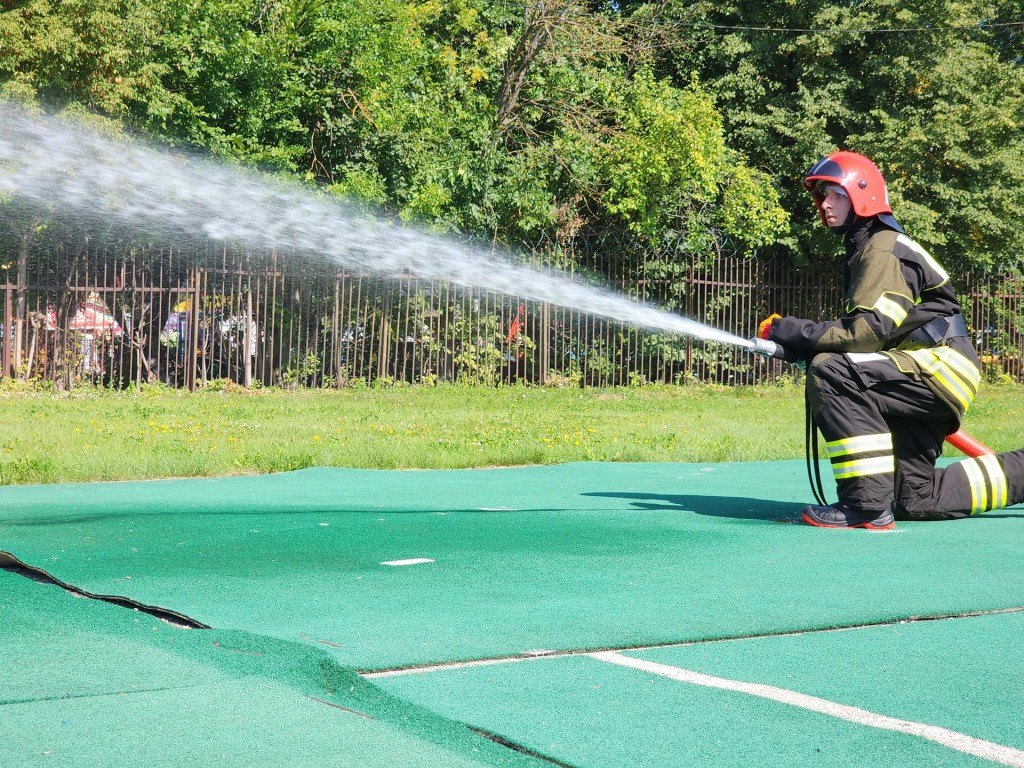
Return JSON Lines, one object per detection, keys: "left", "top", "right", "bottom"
{"left": 0, "top": 103, "right": 754, "bottom": 350}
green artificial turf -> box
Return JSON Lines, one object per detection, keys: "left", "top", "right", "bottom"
{"left": 0, "top": 571, "right": 549, "bottom": 768}
{"left": 377, "top": 651, "right": 1003, "bottom": 768}
{"left": 2, "top": 462, "right": 1022, "bottom": 671}
{"left": 628, "top": 612, "right": 1024, "bottom": 752}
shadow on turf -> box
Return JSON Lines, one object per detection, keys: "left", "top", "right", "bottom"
{"left": 584, "top": 492, "right": 803, "bottom": 522}
{"left": 585, "top": 492, "right": 1024, "bottom": 522}
{"left": 0, "top": 506, "right": 575, "bottom": 527}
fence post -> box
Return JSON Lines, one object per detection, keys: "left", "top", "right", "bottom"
{"left": 244, "top": 286, "right": 253, "bottom": 389}
{"left": 187, "top": 269, "right": 201, "bottom": 391}
{"left": 377, "top": 287, "right": 393, "bottom": 382}
{"left": 539, "top": 301, "right": 550, "bottom": 384}
{"left": 14, "top": 226, "right": 32, "bottom": 376}
{"left": 3, "top": 284, "right": 11, "bottom": 379}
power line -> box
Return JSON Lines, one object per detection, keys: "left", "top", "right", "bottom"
{"left": 693, "top": 20, "right": 1024, "bottom": 35}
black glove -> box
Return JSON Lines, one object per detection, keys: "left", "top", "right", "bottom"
{"left": 749, "top": 338, "right": 808, "bottom": 369}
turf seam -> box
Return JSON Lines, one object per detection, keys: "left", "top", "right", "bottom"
{"left": 0, "top": 551, "right": 209, "bottom": 630}
{"left": 306, "top": 696, "right": 376, "bottom": 719}
{"left": 362, "top": 605, "right": 1024, "bottom": 678}
{"left": 1, "top": 683, "right": 209, "bottom": 707}
{"left": 468, "top": 727, "right": 582, "bottom": 768}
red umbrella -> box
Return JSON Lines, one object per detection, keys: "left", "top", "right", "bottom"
{"left": 68, "top": 298, "right": 122, "bottom": 336}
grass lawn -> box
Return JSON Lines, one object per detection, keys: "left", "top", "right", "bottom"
{"left": 1, "top": 382, "right": 1021, "bottom": 485}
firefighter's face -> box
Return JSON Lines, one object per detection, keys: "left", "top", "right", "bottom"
{"left": 819, "top": 185, "right": 852, "bottom": 228}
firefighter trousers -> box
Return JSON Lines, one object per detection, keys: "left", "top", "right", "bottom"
{"left": 805, "top": 351, "right": 1024, "bottom": 520}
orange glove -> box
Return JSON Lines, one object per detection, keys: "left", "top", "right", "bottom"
{"left": 757, "top": 313, "right": 781, "bottom": 340}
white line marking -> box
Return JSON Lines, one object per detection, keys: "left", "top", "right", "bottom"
{"left": 380, "top": 558, "right": 434, "bottom": 566}
{"left": 590, "top": 651, "right": 1024, "bottom": 767}
{"left": 365, "top": 655, "right": 521, "bottom": 678}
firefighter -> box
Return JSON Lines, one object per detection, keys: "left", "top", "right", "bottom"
{"left": 761, "top": 150, "right": 1024, "bottom": 528}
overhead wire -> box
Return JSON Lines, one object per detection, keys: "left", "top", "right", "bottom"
{"left": 684, "top": 20, "right": 1024, "bottom": 36}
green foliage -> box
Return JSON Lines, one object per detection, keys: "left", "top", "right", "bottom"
{"left": 663, "top": 0, "right": 1024, "bottom": 270}
{"left": 0, "top": 0, "right": 173, "bottom": 116}
{"left": 451, "top": 307, "right": 507, "bottom": 385}
{"left": 857, "top": 36, "right": 1024, "bottom": 270}
{"left": 281, "top": 350, "right": 334, "bottom": 389}
{"left": 598, "top": 71, "right": 787, "bottom": 256}
{"left": 1, "top": 0, "right": 789, "bottom": 274}
{"left": 4, "top": 0, "right": 1020, "bottom": 279}
{"left": 602, "top": 73, "right": 721, "bottom": 238}
{"left": 720, "top": 164, "right": 790, "bottom": 248}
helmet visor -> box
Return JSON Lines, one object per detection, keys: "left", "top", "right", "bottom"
{"left": 805, "top": 157, "right": 846, "bottom": 182}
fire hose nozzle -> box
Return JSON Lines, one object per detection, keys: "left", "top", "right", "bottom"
{"left": 749, "top": 338, "right": 783, "bottom": 358}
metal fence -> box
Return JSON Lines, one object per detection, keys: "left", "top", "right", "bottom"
{"left": 1, "top": 241, "right": 1021, "bottom": 389}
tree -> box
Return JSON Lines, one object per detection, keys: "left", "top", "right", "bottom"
{"left": 657, "top": 0, "right": 1024, "bottom": 271}
{"left": 0, "top": 0, "right": 179, "bottom": 120}
{"left": 1, "top": 0, "right": 790, "bottom": 280}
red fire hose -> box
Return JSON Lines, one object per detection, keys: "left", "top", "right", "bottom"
{"left": 945, "top": 430, "right": 994, "bottom": 457}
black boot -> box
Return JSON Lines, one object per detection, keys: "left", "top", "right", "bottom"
{"left": 803, "top": 503, "right": 895, "bottom": 530}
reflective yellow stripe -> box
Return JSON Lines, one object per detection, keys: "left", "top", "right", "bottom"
{"left": 896, "top": 234, "right": 949, "bottom": 285}
{"left": 960, "top": 459, "right": 988, "bottom": 514}
{"left": 874, "top": 294, "right": 909, "bottom": 326}
{"left": 906, "top": 348, "right": 979, "bottom": 410}
{"left": 959, "top": 456, "right": 1009, "bottom": 514}
{"left": 826, "top": 433, "right": 893, "bottom": 459}
{"left": 832, "top": 455, "right": 894, "bottom": 479}
{"left": 932, "top": 369, "right": 973, "bottom": 410}
{"left": 979, "top": 454, "right": 1009, "bottom": 510}
{"left": 939, "top": 347, "right": 982, "bottom": 389}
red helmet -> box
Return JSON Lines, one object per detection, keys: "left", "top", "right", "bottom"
{"left": 803, "top": 151, "right": 902, "bottom": 231}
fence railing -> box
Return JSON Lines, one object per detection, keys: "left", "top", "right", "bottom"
{"left": 1, "top": 245, "right": 1021, "bottom": 389}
